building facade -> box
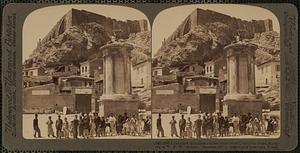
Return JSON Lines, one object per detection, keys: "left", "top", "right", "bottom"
{"left": 152, "top": 66, "right": 170, "bottom": 76}
{"left": 23, "top": 76, "right": 94, "bottom": 114}
{"left": 47, "top": 64, "right": 79, "bottom": 76}
{"left": 152, "top": 74, "right": 219, "bottom": 114}
{"left": 204, "top": 61, "right": 215, "bottom": 77}
{"left": 23, "top": 66, "right": 45, "bottom": 77}
{"left": 132, "top": 59, "right": 151, "bottom": 89}
{"left": 80, "top": 58, "right": 103, "bottom": 78}
{"left": 255, "top": 58, "right": 280, "bottom": 87}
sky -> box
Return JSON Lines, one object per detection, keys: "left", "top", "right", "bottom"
{"left": 152, "top": 4, "right": 280, "bottom": 56}
{"left": 22, "top": 5, "right": 149, "bottom": 62}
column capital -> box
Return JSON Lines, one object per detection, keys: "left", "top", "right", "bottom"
{"left": 100, "top": 42, "right": 134, "bottom": 58}
{"left": 225, "top": 42, "right": 257, "bottom": 58}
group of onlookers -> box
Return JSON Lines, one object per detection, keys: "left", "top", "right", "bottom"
{"left": 33, "top": 112, "right": 151, "bottom": 138}
{"left": 156, "top": 112, "right": 279, "bottom": 138}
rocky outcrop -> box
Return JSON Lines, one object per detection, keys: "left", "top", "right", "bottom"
{"left": 164, "top": 8, "right": 273, "bottom": 45}
{"left": 251, "top": 31, "right": 280, "bottom": 64}
{"left": 41, "top": 9, "right": 148, "bottom": 46}
{"left": 24, "top": 9, "right": 150, "bottom": 69}
{"left": 126, "top": 31, "right": 151, "bottom": 65}
{"left": 154, "top": 9, "right": 278, "bottom": 68}
{"left": 155, "top": 25, "right": 213, "bottom": 67}
{"left": 25, "top": 24, "right": 151, "bottom": 70}
{"left": 24, "top": 23, "right": 111, "bottom": 68}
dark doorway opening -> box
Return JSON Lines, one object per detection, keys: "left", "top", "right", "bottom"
{"left": 75, "top": 94, "right": 91, "bottom": 113}
{"left": 199, "top": 94, "right": 216, "bottom": 113}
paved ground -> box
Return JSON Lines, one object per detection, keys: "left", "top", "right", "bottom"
{"left": 151, "top": 113, "right": 280, "bottom": 139}
{"left": 23, "top": 114, "right": 151, "bottom": 139}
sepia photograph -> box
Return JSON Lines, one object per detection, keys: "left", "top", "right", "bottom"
{"left": 22, "top": 5, "right": 151, "bottom": 139}
{"left": 151, "top": 5, "right": 280, "bottom": 139}
{"left": 2, "top": 2, "right": 298, "bottom": 151}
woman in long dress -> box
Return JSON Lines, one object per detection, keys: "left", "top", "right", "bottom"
{"left": 137, "top": 117, "right": 144, "bottom": 136}
{"left": 129, "top": 116, "right": 137, "bottom": 136}
{"left": 108, "top": 114, "right": 117, "bottom": 136}
{"left": 46, "top": 116, "right": 55, "bottom": 137}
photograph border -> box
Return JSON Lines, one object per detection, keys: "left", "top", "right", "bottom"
{"left": 1, "top": 2, "right": 298, "bottom": 151}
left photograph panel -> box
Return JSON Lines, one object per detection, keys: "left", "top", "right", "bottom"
{"left": 22, "top": 5, "right": 151, "bottom": 139}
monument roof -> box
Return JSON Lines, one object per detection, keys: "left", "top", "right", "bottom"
{"left": 224, "top": 41, "right": 258, "bottom": 51}
{"left": 99, "top": 42, "right": 134, "bottom": 51}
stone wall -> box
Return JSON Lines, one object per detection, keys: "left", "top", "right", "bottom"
{"left": 152, "top": 83, "right": 200, "bottom": 113}
{"left": 166, "top": 8, "right": 273, "bottom": 44}
{"left": 41, "top": 8, "right": 148, "bottom": 45}
{"left": 23, "top": 84, "right": 76, "bottom": 113}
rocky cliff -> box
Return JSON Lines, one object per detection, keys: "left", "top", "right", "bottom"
{"left": 24, "top": 23, "right": 150, "bottom": 69}
{"left": 24, "top": 9, "right": 150, "bottom": 69}
{"left": 164, "top": 8, "right": 273, "bottom": 45}
{"left": 24, "top": 22, "right": 111, "bottom": 68}
{"left": 40, "top": 9, "right": 148, "bottom": 46}
{"left": 126, "top": 31, "right": 151, "bottom": 65}
{"left": 154, "top": 9, "right": 279, "bottom": 68}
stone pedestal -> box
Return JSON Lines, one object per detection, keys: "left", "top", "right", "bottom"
{"left": 99, "top": 42, "right": 139, "bottom": 116}
{"left": 99, "top": 95, "right": 139, "bottom": 117}
{"left": 223, "top": 42, "right": 264, "bottom": 117}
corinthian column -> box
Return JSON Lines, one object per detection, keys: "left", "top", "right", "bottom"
{"left": 229, "top": 55, "right": 238, "bottom": 94}
{"left": 105, "top": 56, "right": 113, "bottom": 95}
{"left": 126, "top": 53, "right": 132, "bottom": 94}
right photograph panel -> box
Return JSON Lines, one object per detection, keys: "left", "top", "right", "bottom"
{"left": 152, "top": 4, "right": 280, "bottom": 139}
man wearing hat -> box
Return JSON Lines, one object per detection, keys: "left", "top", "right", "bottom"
{"left": 33, "top": 113, "right": 41, "bottom": 138}
{"left": 156, "top": 113, "right": 164, "bottom": 137}
{"left": 55, "top": 115, "right": 63, "bottom": 139}
{"left": 194, "top": 115, "right": 202, "bottom": 139}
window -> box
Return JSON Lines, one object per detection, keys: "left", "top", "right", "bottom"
{"left": 30, "top": 71, "right": 33, "bottom": 76}
{"left": 25, "top": 72, "right": 28, "bottom": 76}
{"left": 141, "top": 78, "right": 143, "bottom": 84}
{"left": 265, "top": 78, "right": 268, "bottom": 84}
{"left": 154, "top": 71, "right": 158, "bottom": 75}
{"left": 81, "top": 67, "right": 84, "bottom": 73}
{"left": 210, "top": 66, "right": 212, "bottom": 72}
{"left": 85, "top": 66, "right": 88, "bottom": 72}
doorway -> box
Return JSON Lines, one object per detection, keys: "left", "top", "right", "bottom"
{"left": 75, "top": 94, "right": 91, "bottom": 113}
{"left": 199, "top": 94, "right": 216, "bottom": 113}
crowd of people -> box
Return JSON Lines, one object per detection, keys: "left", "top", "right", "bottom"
{"left": 33, "top": 112, "right": 151, "bottom": 139}
{"left": 156, "top": 112, "right": 279, "bottom": 139}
